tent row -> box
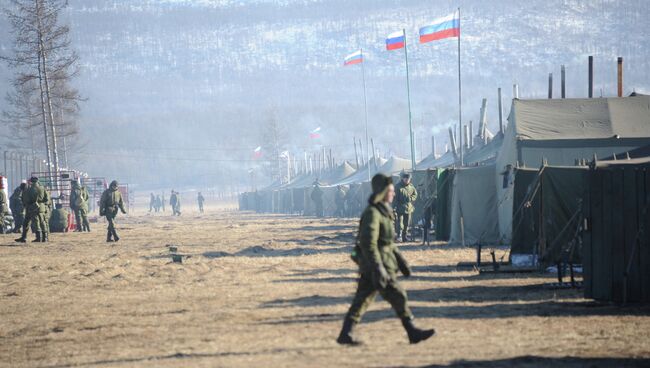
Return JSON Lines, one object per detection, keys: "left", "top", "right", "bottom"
{"left": 240, "top": 95, "right": 650, "bottom": 260}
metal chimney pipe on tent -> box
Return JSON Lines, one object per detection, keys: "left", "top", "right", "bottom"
{"left": 498, "top": 88, "right": 504, "bottom": 134}
{"left": 353, "top": 137, "right": 359, "bottom": 168}
{"left": 448, "top": 127, "right": 458, "bottom": 160}
{"left": 560, "top": 65, "right": 566, "bottom": 98}
{"left": 469, "top": 120, "right": 473, "bottom": 148}
{"left": 359, "top": 139, "right": 365, "bottom": 166}
{"left": 431, "top": 136, "right": 436, "bottom": 158}
{"left": 618, "top": 57, "right": 623, "bottom": 97}
{"left": 513, "top": 84, "right": 519, "bottom": 99}
{"left": 588, "top": 55, "right": 594, "bottom": 98}
{"left": 548, "top": 73, "right": 553, "bottom": 99}
{"left": 479, "top": 98, "right": 488, "bottom": 140}
{"left": 463, "top": 124, "right": 469, "bottom": 150}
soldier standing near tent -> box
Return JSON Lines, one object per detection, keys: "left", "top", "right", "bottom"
{"left": 9, "top": 182, "right": 26, "bottom": 233}
{"left": 170, "top": 190, "right": 181, "bottom": 216}
{"left": 154, "top": 195, "right": 162, "bottom": 212}
{"left": 100, "top": 180, "right": 127, "bottom": 242}
{"left": 15, "top": 177, "right": 46, "bottom": 243}
{"left": 394, "top": 172, "right": 417, "bottom": 242}
{"left": 70, "top": 180, "right": 91, "bottom": 232}
{"left": 39, "top": 186, "right": 52, "bottom": 242}
{"left": 335, "top": 185, "right": 346, "bottom": 217}
{"left": 0, "top": 186, "right": 7, "bottom": 234}
{"left": 197, "top": 192, "right": 205, "bottom": 213}
{"left": 336, "top": 173, "right": 434, "bottom": 345}
{"left": 311, "top": 181, "right": 324, "bottom": 217}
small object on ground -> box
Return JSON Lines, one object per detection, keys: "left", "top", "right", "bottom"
{"left": 172, "top": 254, "right": 183, "bottom": 263}
{"left": 169, "top": 246, "right": 178, "bottom": 252}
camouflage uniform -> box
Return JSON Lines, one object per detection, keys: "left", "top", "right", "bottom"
{"left": 70, "top": 180, "right": 91, "bottom": 232}
{"left": 15, "top": 178, "right": 46, "bottom": 243}
{"left": 9, "top": 184, "right": 26, "bottom": 233}
{"left": 197, "top": 192, "right": 205, "bottom": 213}
{"left": 170, "top": 191, "right": 181, "bottom": 216}
{"left": 100, "top": 180, "right": 126, "bottom": 242}
{"left": 311, "top": 184, "right": 324, "bottom": 217}
{"left": 39, "top": 189, "right": 52, "bottom": 241}
{"left": 337, "top": 173, "right": 434, "bottom": 345}
{"left": 394, "top": 176, "right": 417, "bottom": 242}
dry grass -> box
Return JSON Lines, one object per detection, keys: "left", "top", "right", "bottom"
{"left": 1, "top": 203, "right": 649, "bottom": 367}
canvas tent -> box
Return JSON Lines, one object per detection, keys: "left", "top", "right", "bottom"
{"left": 583, "top": 157, "right": 650, "bottom": 303}
{"left": 497, "top": 95, "right": 650, "bottom": 244}
{"left": 449, "top": 164, "right": 500, "bottom": 246}
{"left": 335, "top": 157, "right": 387, "bottom": 185}
{"left": 417, "top": 151, "right": 456, "bottom": 170}
{"left": 510, "top": 165, "right": 589, "bottom": 264}
{"left": 377, "top": 156, "right": 412, "bottom": 175}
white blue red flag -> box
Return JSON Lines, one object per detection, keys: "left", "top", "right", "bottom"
{"left": 343, "top": 50, "right": 363, "bottom": 66}
{"left": 253, "top": 146, "right": 262, "bottom": 158}
{"left": 385, "top": 30, "right": 405, "bottom": 51}
{"left": 309, "top": 127, "right": 321, "bottom": 139}
{"left": 419, "top": 11, "right": 460, "bottom": 43}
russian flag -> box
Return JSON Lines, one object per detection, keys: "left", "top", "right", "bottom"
{"left": 309, "top": 127, "right": 321, "bottom": 139}
{"left": 343, "top": 50, "right": 363, "bottom": 66}
{"left": 419, "top": 11, "right": 460, "bottom": 43}
{"left": 253, "top": 146, "right": 262, "bottom": 159}
{"left": 385, "top": 30, "right": 405, "bottom": 51}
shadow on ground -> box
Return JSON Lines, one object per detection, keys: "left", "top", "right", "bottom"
{"left": 408, "top": 356, "right": 650, "bottom": 368}
{"left": 260, "top": 300, "right": 650, "bottom": 325}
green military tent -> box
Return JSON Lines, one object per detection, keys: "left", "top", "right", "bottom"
{"left": 497, "top": 95, "right": 650, "bottom": 244}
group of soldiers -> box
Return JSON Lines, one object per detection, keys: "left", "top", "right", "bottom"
{"left": 148, "top": 193, "right": 165, "bottom": 213}
{"left": 149, "top": 191, "right": 205, "bottom": 215}
{"left": 0, "top": 177, "right": 126, "bottom": 243}
{"left": 311, "top": 172, "right": 418, "bottom": 242}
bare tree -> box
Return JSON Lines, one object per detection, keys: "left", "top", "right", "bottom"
{"left": 260, "top": 107, "right": 288, "bottom": 182}
{"left": 1, "top": 0, "right": 82, "bottom": 184}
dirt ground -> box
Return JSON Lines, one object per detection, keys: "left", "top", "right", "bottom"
{"left": 1, "top": 202, "right": 649, "bottom": 368}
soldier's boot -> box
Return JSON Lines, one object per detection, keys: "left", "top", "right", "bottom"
{"left": 42, "top": 232, "right": 49, "bottom": 243}
{"left": 112, "top": 229, "right": 120, "bottom": 242}
{"left": 32, "top": 232, "right": 42, "bottom": 243}
{"left": 401, "top": 317, "right": 435, "bottom": 344}
{"left": 15, "top": 226, "right": 29, "bottom": 243}
{"left": 0, "top": 225, "right": 5, "bottom": 234}
{"left": 106, "top": 230, "right": 114, "bottom": 243}
{"left": 85, "top": 221, "right": 91, "bottom": 232}
{"left": 336, "top": 317, "right": 362, "bottom": 346}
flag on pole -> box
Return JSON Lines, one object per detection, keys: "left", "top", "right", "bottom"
{"left": 309, "top": 127, "right": 321, "bottom": 139}
{"left": 419, "top": 11, "right": 460, "bottom": 43}
{"left": 253, "top": 146, "right": 262, "bottom": 158}
{"left": 343, "top": 50, "right": 363, "bottom": 66}
{"left": 385, "top": 30, "right": 405, "bottom": 50}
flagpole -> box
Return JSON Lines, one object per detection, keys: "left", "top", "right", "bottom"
{"left": 360, "top": 49, "right": 371, "bottom": 182}
{"left": 457, "top": 7, "right": 463, "bottom": 167}
{"left": 403, "top": 29, "right": 416, "bottom": 171}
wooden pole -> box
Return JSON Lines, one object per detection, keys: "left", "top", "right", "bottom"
{"left": 548, "top": 73, "right": 553, "bottom": 99}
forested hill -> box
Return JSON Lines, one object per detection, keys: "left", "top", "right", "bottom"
{"left": 0, "top": 0, "right": 648, "bottom": 187}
